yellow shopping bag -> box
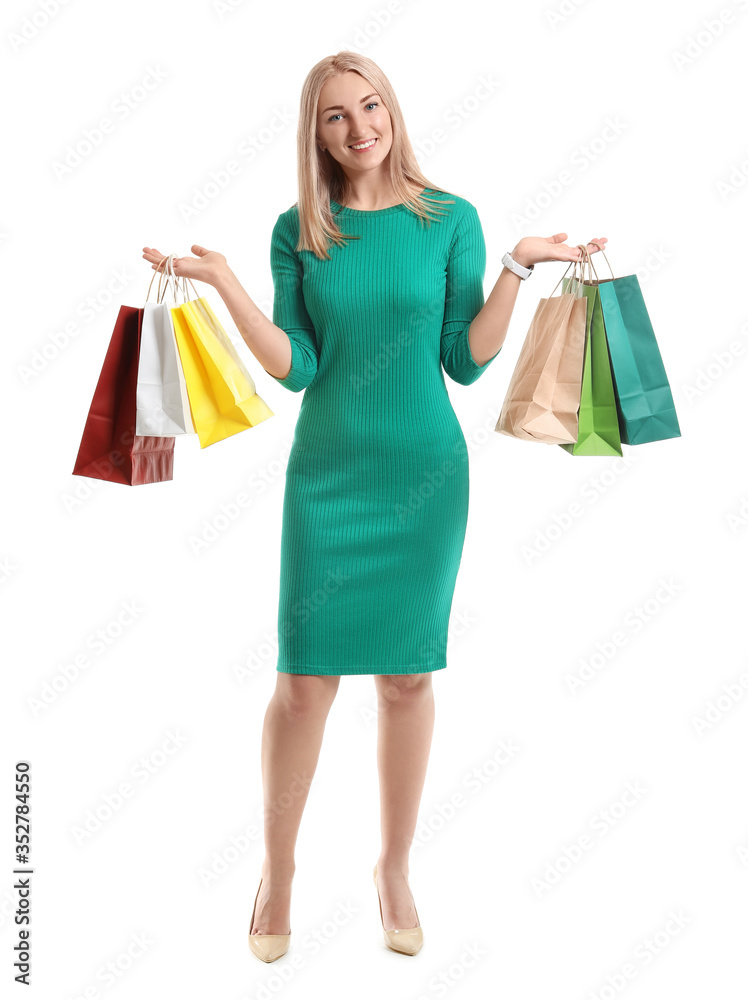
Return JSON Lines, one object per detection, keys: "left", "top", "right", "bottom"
{"left": 171, "top": 280, "right": 273, "bottom": 448}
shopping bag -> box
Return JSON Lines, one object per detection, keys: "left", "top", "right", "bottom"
{"left": 587, "top": 245, "right": 681, "bottom": 445}
{"left": 496, "top": 250, "right": 588, "bottom": 444}
{"left": 135, "top": 257, "right": 195, "bottom": 437}
{"left": 558, "top": 260, "right": 622, "bottom": 456}
{"left": 170, "top": 273, "right": 274, "bottom": 448}
{"left": 72, "top": 305, "right": 175, "bottom": 485}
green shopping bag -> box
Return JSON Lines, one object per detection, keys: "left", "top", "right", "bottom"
{"left": 558, "top": 275, "right": 622, "bottom": 456}
{"left": 589, "top": 247, "right": 680, "bottom": 445}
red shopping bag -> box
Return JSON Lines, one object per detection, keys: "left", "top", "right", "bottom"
{"left": 72, "top": 305, "right": 175, "bottom": 485}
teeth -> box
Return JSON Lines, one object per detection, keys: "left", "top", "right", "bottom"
{"left": 350, "top": 139, "right": 376, "bottom": 149}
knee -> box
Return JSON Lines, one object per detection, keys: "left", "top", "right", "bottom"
{"left": 275, "top": 674, "right": 339, "bottom": 719}
{"left": 376, "top": 673, "right": 432, "bottom": 708}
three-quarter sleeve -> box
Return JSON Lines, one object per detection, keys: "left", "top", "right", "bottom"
{"left": 440, "top": 200, "right": 501, "bottom": 386}
{"left": 268, "top": 211, "right": 320, "bottom": 392}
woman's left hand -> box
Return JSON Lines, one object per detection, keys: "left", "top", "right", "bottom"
{"left": 511, "top": 234, "right": 608, "bottom": 268}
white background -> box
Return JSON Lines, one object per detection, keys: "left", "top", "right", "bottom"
{"left": 4, "top": 0, "right": 747, "bottom": 997}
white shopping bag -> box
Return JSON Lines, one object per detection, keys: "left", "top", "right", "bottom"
{"left": 135, "top": 256, "right": 195, "bottom": 436}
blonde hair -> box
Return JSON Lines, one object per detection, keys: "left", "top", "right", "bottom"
{"left": 294, "top": 51, "right": 456, "bottom": 260}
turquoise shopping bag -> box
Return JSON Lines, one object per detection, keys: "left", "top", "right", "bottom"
{"left": 590, "top": 247, "right": 680, "bottom": 445}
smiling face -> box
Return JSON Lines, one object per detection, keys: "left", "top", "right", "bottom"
{"left": 316, "top": 71, "right": 393, "bottom": 175}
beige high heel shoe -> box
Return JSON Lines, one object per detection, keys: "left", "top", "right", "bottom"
{"left": 373, "top": 863, "right": 424, "bottom": 956}
{"left": 247, "top": 877, "right": 291, "bottom": 963}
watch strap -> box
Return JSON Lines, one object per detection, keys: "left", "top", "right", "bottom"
{"left": 502, "top": 251, "right": 534, "bottom": 279}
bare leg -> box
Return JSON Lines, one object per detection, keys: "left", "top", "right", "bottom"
{"left": 250, "top": 673, "right": 341, "bottom": 935}
{"left": 373, "top": 673, "right": 435, "bottom": 930}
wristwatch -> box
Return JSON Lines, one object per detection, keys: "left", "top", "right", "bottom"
{"left": 502, "top": 251, "right": 534, "bottom": 280}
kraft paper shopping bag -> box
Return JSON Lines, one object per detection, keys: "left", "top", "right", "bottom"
{"left": 496, "top": 252, "right": 588, "bottom": 444}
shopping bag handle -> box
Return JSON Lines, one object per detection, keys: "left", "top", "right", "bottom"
{"left": 145, "top": 255, "right": 177, "bottom": 302}
{"left": 574, "top": 243, "right": 602, "bottom": 287}
{"left": 588, "top": 240, "right": 614, "bottom": 279}
{"left": 157, "top": 254, "right": 184, "bottom": 304}
{"left": 144, "top": 253, "right": 203, "bottom": 305}
{"left": 548, "top": 244, "right": 590, "bottom": 298}
{"left": 161, "top": 254, "right": 201, "bottom": 304}
{"left": 585, "top": 243, "right": 601, "bottom": 283}
{"left": 157, "top": 255, "right": 178, "bottom": 303}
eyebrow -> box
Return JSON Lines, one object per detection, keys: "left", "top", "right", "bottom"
{"left": 320, "top": 93, "right": 379, "bottom": 115}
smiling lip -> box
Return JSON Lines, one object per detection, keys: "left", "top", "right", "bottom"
{"left": 349, "top": 138, "right": 378, "bottom": 152}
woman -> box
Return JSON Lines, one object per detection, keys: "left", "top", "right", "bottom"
{"left": 143, "top": 51, "right": 606, "bottom": 962}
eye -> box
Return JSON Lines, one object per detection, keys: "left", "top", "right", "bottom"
{"left": 326, "top": 102, "right": 379, "bottom": 123}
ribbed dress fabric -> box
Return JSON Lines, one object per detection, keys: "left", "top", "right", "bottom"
{"left": 268, "top": 188, "right": 500, "bottom": 675}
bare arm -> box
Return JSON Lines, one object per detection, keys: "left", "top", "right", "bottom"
{"left": 141, "top": 244, "right": 293, "bottom": 380}
{"left": 467, "top": 266, "right": 523, "bottom": 367}
{"left": 467, "top": 233, "right": 609, "bottom": 367}
{"left": 211, "top": 265, "right": 293, "bottom": 380}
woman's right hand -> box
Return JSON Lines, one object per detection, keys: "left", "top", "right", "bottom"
{"left": 142, "top": 244, "right": 228, "bottom": 287}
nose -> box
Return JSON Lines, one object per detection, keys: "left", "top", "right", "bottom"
{"left": 349, "top": 117, "right": 371, "bottom": 139}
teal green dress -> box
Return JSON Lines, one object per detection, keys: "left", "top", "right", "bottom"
{"left": 268, "top": 188, "right": 500, "bottom": 675}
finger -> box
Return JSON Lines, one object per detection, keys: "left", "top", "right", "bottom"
{"left": 191, "top": 244, "right": 209, "bottom": 257}
{"left": 549, "top": 233, "right": 568, "bottom": 244}
{"left": 556, "top": 245, "right": 584, "bottom": 261}
{"left": 142, "top": 248, "right": 169, "bottom": 271}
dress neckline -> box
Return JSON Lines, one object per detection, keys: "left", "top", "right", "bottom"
{"left": 330, "top": 187, "right": 430, "bottom": 217}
